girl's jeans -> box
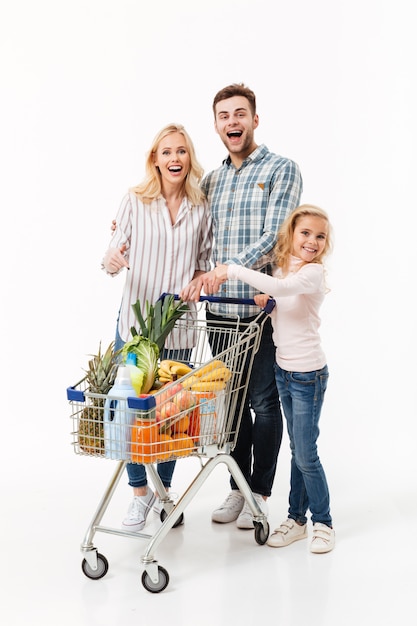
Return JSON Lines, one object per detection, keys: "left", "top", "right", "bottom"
{"left": 274, "top": 363, "right": 332, "bottom": 527}
{"left": 115, "top": 327, "right": 190, "bottom": 490}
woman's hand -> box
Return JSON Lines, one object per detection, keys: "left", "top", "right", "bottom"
{"left": 103, "top": 244, "right": 129, "bottom": 273}
{"left": 180, "top": 274, "right": 204, "bottom": 302}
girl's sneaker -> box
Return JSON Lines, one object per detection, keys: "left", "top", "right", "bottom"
{"left": 310, "top": 523, "right": 335, "bottom": 553}
{"left": 267, "top": 519, "right": 307, "bottom": 547}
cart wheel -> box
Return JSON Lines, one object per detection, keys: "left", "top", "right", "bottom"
{"left": 81, "top": 553, "right": 109, "bottom": 580}
{"left": 160, "top": 508, "right": 184, "bottom": 528}
{"left": 141, "top": 565, "right": 170, "bottom": 593}
{"left": 254, "top": 521, "right": 270, "bottom": 545}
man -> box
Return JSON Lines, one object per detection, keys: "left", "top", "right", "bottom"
{"left": 183, "top": 83, "right": 302, "bottom": 529}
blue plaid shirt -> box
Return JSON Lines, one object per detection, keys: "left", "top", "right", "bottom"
{"left": 201, "top": 144, "right": 303, "bottom": 317}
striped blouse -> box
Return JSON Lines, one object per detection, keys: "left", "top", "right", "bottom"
{"left": 102, "top": 192, "right": 213, "bottom": 346}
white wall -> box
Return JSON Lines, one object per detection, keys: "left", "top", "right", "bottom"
{"left": 1, "top": 1, "right": 416, "bottom": 492}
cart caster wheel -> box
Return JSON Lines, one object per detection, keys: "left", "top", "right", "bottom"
{"left": 141, "top": 565, "right": 170, "bottom": 593}
{"left": 81, "top": 553, "right": 109, "bottom": 579}
{"left": 254, "top": 521, "right": 270, "bottom": 545}
{"left": 160, "top": 508, "right": 184, "bottom": 528}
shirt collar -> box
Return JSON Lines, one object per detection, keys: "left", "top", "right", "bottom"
{"left": 223, "top": 143, "right": 268, "bottom": 168}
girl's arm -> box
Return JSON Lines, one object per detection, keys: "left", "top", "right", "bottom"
{"left": 213, "top": 262, "right": 324, "bottom": 297}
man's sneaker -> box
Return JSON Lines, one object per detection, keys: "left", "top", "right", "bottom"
{"left": 267, "top": 518, "right": 308, "bottom": 547}
{"left": 310, "top": 523, "right": 335, "bottom": 553}
{"left": 212, "top": 491, "right": 245, "bottom": 523}
{"left": 236, "top": 493, "right": 268, "bottom": 529}
{"left": 121, "top": 489, "right": 155, "bottom": 532}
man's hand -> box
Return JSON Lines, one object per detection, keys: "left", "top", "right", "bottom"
{"left": 201, "top": 264, "right": 228, "bottom": 295}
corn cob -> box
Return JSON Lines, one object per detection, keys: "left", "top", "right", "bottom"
{"left": 194, "top": 360, "right": 226, "bottom": 378}
{"left": 195, "top": 366, "right": 231, "bottom": 383}
{"left": 189, "top": 380, "right": 226, "bottom": 392}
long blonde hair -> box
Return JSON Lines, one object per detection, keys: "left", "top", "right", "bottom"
{"left": 130, "top": 123, "right": 205, "bottom": 206}
{"left": 275, "top": 204, "right": 333, "bottom": 275}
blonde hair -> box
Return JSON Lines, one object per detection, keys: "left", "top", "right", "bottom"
{"left": 275, "top": 204, "right": 333, "bottom": 275}
{"left": 130, "top": 123, "right": 205, "bottom": 206}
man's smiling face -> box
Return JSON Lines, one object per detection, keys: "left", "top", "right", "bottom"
{"left": 214, "top": 95, "right": 258, "bottom": 162}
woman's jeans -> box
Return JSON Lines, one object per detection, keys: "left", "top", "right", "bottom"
{"left": 206, "top": 312, "right": 283, "bottom": 497}
{"left": 274, "top": 363, "right": 332, "bottom": 526}
{"left": 115, "top": 327, "right": 189, "bottom": 490}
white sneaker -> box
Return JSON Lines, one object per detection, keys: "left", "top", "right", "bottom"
{"left": 121, "top": 489, "right": 155, "bottom": 532}
{"left": 267, "top": 518, "right": 308, "bottom": 547}
{"left": 212, "top": 491, "right": 245, "bottom": 523}
{"left": 310, "top": 523, "right": 335, "bottom": 553}
{"left": 236, "top": 493, "right": 268, "bottom": 530}
{"left": 153, "top": 492, "right": 178, "bottom": 515}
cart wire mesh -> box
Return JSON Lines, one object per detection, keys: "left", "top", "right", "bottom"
{"left": 68, "top": 310, "right": 265, "bottom": 464}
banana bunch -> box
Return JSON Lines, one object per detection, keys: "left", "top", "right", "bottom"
{"left": 181, "top": 360, "right": 232, "bottom": 392}
{"left": 158, "top": 360, "right": 193, "bottom": 383}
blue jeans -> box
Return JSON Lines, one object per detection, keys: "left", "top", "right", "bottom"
{"left": 274, "top": 363, "right": 332, "bottom": 526}
{"left": 206, "top": 312, "right": 283, "bottom": 497}
{"left": 115, "top": 326, "right": 189, "bottom": 490}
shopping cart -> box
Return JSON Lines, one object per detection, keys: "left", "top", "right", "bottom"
{"left": 67, "top": 295, "right": 276, "bottom": 593}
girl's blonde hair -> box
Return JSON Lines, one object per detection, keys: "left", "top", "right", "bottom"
{"left": 275, "top": 204, "right": 333, "bottom": 275}
{"left": 130, "top": 123, "right": 205, "bottom": 206}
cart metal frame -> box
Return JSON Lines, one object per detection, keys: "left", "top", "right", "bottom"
{"left": 67, "top": 296, "right": 275, "bottom": 592}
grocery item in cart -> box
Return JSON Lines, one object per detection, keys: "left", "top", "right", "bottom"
{"left": 131, "top": 383, "right": 198, "bottom": 463}
{"left": 104, "top": 365, "right": 138, "bottom": 460}
{"left": 78, "top": 341, "right": 118, "bottom": 456}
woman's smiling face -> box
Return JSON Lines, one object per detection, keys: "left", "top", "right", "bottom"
{"left": 153, "top": 131, "right": 191, "bottom": 187}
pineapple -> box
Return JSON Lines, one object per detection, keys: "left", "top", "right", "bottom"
{"left": 78, "top": 341, "right": 119, "bottom": 455}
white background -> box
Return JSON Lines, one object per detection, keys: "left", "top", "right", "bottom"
{"left": 1, "top": 1, "right": 416, "bottom": 624}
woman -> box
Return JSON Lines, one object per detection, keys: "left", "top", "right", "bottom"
{"left": 102, "top": 123, "right": 212, "bottom": 532}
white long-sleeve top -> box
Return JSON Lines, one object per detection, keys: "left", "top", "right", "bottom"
{"left": 102, "top": 192, "right": 213, "bottom": 346}
{"left": 227, "top": 256, "right": 327, "bottom": 372}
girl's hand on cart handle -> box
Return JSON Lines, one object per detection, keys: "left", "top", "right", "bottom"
{"left": 103, "top": 244, "right": 130, "bottom": 273}
{"left": 254, "top": 293, "right": 270, "bottom": 309}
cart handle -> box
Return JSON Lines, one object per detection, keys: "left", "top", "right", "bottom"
{"left": 66, "top": 385, "right": 157, "bottom": 408}
{"left": 160, "top": 293, "right": 276, "bottom": 315}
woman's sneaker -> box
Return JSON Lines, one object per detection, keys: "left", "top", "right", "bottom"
{"left": 310, "top": 523, "right": 335, "bottom": 553}
{"left": 267, "top": 519, "right": 308, "bottom": 547}
{"left": 121, "top": 489, "right": 155, "bottom": 532}
{"left": 212, "top": 491, "right": 245, "bottom": 523}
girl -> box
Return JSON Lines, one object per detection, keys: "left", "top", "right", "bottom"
{"left": 212, "top": 204, "right": 335, "bottom": 553}
{"left": 102, "top": 123, "right": 212, "bottom": 532}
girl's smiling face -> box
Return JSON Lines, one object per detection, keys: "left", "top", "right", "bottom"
{"left": 291, "top": 215, "right": 329, "bottom": 263}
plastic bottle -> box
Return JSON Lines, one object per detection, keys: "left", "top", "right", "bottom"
{"left": 124, "top": 351, "right": 145, "bottom": 396}
{"left": 104, "top": 365, "right": 138, "bottom": 460}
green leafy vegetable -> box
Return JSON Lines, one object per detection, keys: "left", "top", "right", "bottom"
{"left": 131, "top": 294, "right": 189, "bottom": 353}
{"left": 123, "top": 294, "right": 190, "bottom": 393}
{"left": 121, "top": 336, "right": 159, "bottom": 394}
